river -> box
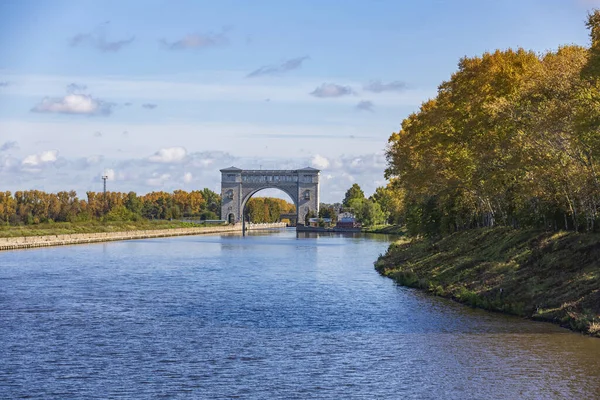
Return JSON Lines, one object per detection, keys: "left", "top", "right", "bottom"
{"left": 1, "top": 229, "right": 599, "bottom": 399}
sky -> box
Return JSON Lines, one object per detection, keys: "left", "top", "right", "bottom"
{"left": 0, "top": 0, "right": 598, "bottom": 204}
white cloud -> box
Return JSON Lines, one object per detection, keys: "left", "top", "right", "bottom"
{"left": 161, "top": 29, "right": 229, "bottom": 50}
{"left": 247, "top": 56, "right": 309, "bottom": 78}
{"left": 66, "top": 83, "right": 88, "bottom": 93}
{"left": 1, "top": 156, "right": 19, "bottom": 170}
{"left": 310, "top": 83, "right": 354, "bottom": 98}
{"left": 71, "top": 26, "right": 134, "bottom": 52}
{"left": 309, "top": 152, "right": 388, "bottom": 202}
{"left": 148, "top": 147, "right": 187, "bottom": 163}
{"left": 363, "top": 80, "right": 407, "bottom": 93}
{"left": 146, "top": 173, "right": 171, "bottom": 187}
{"left": 3, "top": 72, "right": 434, "bottom": 108}
{"left": 87, "top": 155, "right": 103, "bottom": 164}
{"left": 356, "top": 100, "right": 374, "bottom": 112}
{"left": 0, "top": 141, "right": 18, "bottom": 152}
{"left": 22, "top": 150, "right": 58, "bottom": 166}
{"left": 183, "top": 172, "right": 193, "bottom": 183}
{"left": 311, "top": 154, "right": 330, "bottom": 169}
{"left": 341, "top": 172, "right": 355, "bottom": 182}
{"left": 103, "top": 168, "right": 116, "bottom": 180}
{"left": 0, "top": 118, "right": 392, "bottom": 162}
{"left": 132, "top": 150, "right": 386, "bottom": 200}
{"left": 31, "top": 94, "right": 113, "bottom": 116}
{"left": 192, "top": 158, "right": 214, "bottom": 167}
{"left": 73, "top": 155, "right": 104, "bottom": 169}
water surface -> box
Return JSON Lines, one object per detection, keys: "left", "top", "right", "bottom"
{"left": 1, "top": 229, "right": 599, "bottom": 399}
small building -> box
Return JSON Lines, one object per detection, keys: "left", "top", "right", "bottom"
{"left": 336, "top": 213, "right": 360, "bottom": 229}
{"left": 308, "top": 217, "right": 333, "bottom": 227}
{"left": 338, "top": 211, "right": 355, "bottom": 220}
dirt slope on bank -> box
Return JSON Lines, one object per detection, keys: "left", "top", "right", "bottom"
{"left": 375, "top": 227, "right": 600, "bottom": 337}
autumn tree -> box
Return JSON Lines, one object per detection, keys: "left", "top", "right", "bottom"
{"left": 0, "top": 188, "right": 228, "bottom": 225}
{"left": 385, "top": 14, "right": 600, "bottom": 235}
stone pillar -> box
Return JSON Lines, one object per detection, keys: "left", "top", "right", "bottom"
{"left": 220, "top": 167, "right": 243, "bottom": 223}
{"left": 296, "top": 167, "right": 320, "bottom": 225}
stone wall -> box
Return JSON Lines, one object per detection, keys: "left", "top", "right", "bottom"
{"left": 0, "top": 223, "right": 286, "bottom": 251}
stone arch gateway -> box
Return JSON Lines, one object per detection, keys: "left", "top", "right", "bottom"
{"left": 220, "top": 167, "right": 320, "bottom": 226}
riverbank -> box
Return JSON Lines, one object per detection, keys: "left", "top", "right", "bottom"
{"left": 0, "top": 222, "right": 285, "bottom": 251}
{"left": 362, "top": 224, "right": 405, "bottom": 235}
{"left": 374, "top": 227, "right": 600, "bottom": 337}
{"left": 0, "top": 220, "right": 209, "bottom": 238}
{"left": 296, "top": 225, "right": 362, "bottom": 233}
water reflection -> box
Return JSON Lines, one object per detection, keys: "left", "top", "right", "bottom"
{"left": 295, "top": 231, "right": 395, "bottom": 241}
{"left": 0, "top": 229, "right": 599, "bottom": 399}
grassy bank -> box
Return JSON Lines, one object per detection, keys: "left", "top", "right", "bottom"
{"left": 362, "top": 224, "right": 406, "bottom": 235}
{"left": 374, "top": 227, "right": 600, "bottom": 337}
{"left": 0, "top": 220, "right": 223, "bottom": 238}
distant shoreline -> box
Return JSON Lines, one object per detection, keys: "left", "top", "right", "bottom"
{"left": 296, "top": 225, "right": 362, "bottom": 233}
{"left": 0, "top": 223, "right": 286, "bottom": 251}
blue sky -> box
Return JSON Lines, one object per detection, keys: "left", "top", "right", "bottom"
{"left": 0, "top": 0, "right": 597, "bottom": 203}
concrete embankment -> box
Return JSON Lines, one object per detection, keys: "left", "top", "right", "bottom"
{"left": 0, "top": 222, "right": 286, "bottom": 251}
{"left": 374, "top": 227, "right": 600, "bottom": 337}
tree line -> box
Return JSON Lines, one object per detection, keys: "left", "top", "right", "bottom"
{"left": 318, "top": 183, "right": 394, "bottom": 227}
{"left": 0, "top": 184, "right": 398, "bottom": 228}
{"left": 0, "top": 189, "right": 221, "bottom": 225}
{"left": 382, "top": 11, "right": 600, "bottom": 236}
{"left": 245, "top": 197, "right": 296, "bottom": 223}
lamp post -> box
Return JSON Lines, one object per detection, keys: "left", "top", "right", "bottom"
{"left": 102, "top": 175, "right": 108, "bottom": 214}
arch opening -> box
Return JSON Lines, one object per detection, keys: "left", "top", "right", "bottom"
{"left": 241, "top": 187, "right": 297, "bottom": 226}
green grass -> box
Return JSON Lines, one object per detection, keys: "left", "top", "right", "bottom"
{"left": 362, "top": 224, "right": 406, "bottom": 235}
{"left": 375, "top": 227, "right": 600, "bottom": 337}
{"left": 0, "top": 220, "right": 225, "bottom": 238}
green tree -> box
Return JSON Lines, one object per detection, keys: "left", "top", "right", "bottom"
{"left": 103, "top": 205, "right": 138, "bottom": 222}
{"left": 342, "top": 184, "right": 365, "bottom": 207}
{"left": 124, "top": 191, "right": 143, "bottom": 216}
{"left": 370, "top": 184, "right": 404, "bottom": 224}
{"left": 201, "top": 188, "right": 221, "bottom": 216}
{"left": 349, "top": 198, "right": 386, "bottom": 227}
{"left": 318, "top": 203, "right": 338, "bottom": 222}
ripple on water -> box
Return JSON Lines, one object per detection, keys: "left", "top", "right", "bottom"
{"left": 1, "top": 230, "right": 599, "bottom": 399}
